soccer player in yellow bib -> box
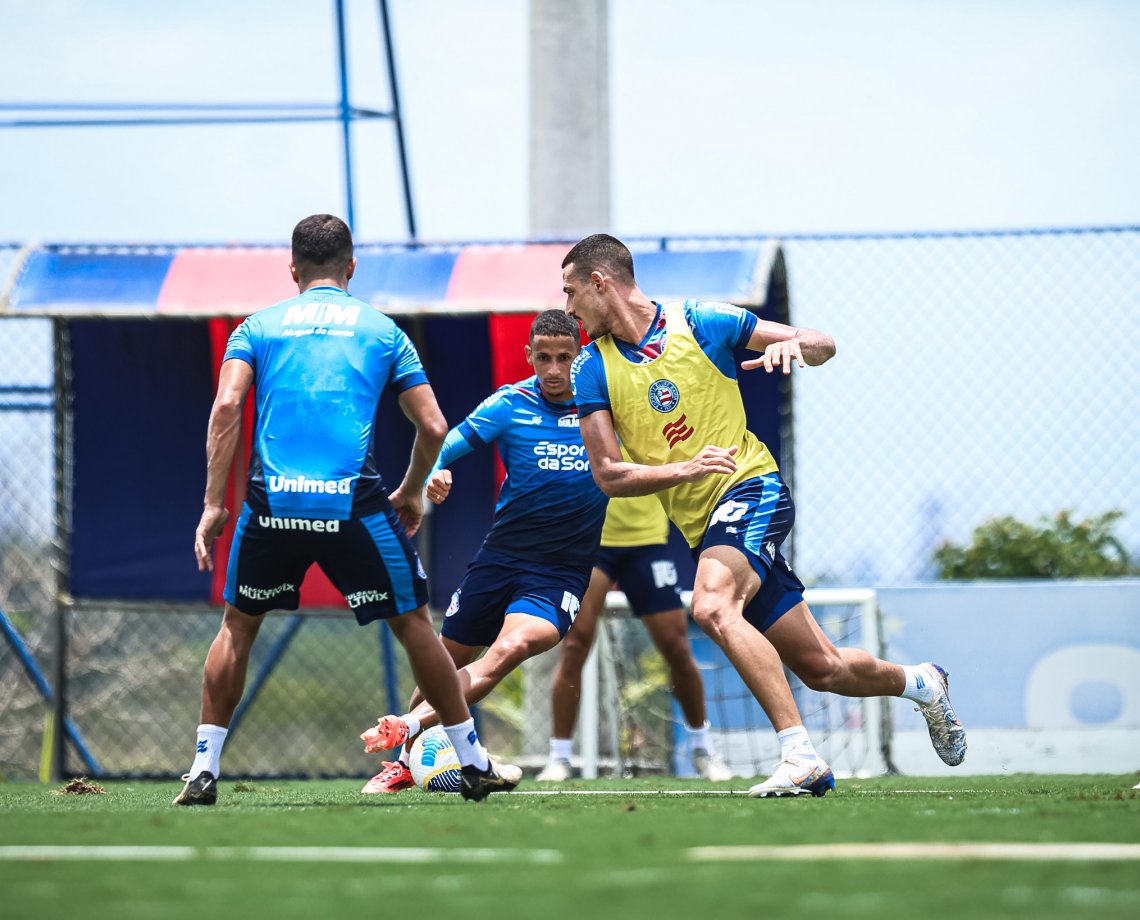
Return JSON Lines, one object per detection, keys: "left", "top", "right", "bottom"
{"left": 562, "top": 234, "right": 966, "bottom": 797}
{"left": 538, "top": 489, "right": 733, "bottom": 782}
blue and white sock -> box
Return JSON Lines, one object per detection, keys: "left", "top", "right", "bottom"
{"left": 901, "top": 664, "right": 936, "bottom": 703}
{"left": 190, "top": 724, "right": 228, "bottom": 779}
{"left": 777, "top": 725, "right": 820, "bottom": 763}
{"left": 443, "top": 718, "right": 490, "bottom": 772}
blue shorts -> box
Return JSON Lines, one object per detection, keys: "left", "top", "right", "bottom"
{"left": 697, "top": 474, "right": 806, "bottom": 633}
{"left": 596, "top": 544, "right": 684, "bottom": 617}
{"left": 440, "top": 548, "right": 591, "bottom": 649}
{"left": 224, "top": 503, "right": 428, "bottom": 624}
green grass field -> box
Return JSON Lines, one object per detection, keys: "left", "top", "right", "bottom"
{"left": 2, "top": 774, "right": 1138, "bottom": 919}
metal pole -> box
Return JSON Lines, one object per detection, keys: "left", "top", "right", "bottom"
{"left": 378, "top": 0, "right": 417, "bottom": 239}
{"left": 334, "top": 0, "right": 356, "bottom": 229}
{"left": 50, "top": 318, "right": 73, "bottom": 781}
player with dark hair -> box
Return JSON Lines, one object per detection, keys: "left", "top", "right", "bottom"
{"left": 358, "top": 309, "right": 609, "bottom": 794}
{"left": 176, "top": 214, "right": 519, "bottom": 805}
{"left": 561, "top": 233, "right": 966, "bottom": 797}
{"left": 537, "top": 491, "right": 732, "bottom": 781}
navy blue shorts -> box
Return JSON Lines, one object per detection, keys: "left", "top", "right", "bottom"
{"left": 596, "top": 544, "right": 684, "bottom": 617}
{"left": 697, "top": 474, "right": 806, "bottom": 633}
{"left": 440, "top": 548, "right": 591, "bottom": 649}
{"left": 223, "top": 503, "right": 428, "bottom": 624}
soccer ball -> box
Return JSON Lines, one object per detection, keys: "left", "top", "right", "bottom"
{"left": 409, "top": 726, "right": 463, "bottom": 793}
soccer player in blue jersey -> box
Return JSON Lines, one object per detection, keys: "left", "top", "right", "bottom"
{"left": 358, "top": 309, "right": 609, "bottom": 793}
{"left": 175, "top": 214, "right": 519, "bottom": 805}
{"left": 561, "top": 234, "right": 966, "bottom": 797}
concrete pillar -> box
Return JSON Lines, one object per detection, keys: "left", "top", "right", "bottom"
{"left": 528, "top": 0, "right": 611, "bottom": 237}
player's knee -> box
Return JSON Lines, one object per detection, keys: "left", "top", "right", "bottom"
{"left": 559, "top": 630, "right": 592, "bottom": 668}
{"left": 689, "top": 600, "right": 734, "bottom": 642}
{"left": 487, "top": 634, "right": 538, "bottom": 676}
{"left": 657, "top": 633, "right": 693, "bottom": 668}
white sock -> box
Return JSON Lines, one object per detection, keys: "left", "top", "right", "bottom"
{"left": 398, "top": 714, "right": 423, "bottom": 738}
{"left": 443, "top": 718, "right": 489, "bottom": 772}
{"left": 900, "top": 664, "right": 936, "bottom": 703}
{"left": 190, "top": 724, "right": 228, "bottom": 779}
{"left": 686, "top": 721, "right": 712, "bottom": 752}
{"left": 550, "top": 737, "right": 573, "bottom": 761}
{"left": 777, "top": 725, "right": 820, "bottom": 762}
{"left": 397, "top": 746, "right": 412, "bottom": 767}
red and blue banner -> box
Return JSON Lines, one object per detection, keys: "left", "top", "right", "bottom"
{"left": 10, "top": 240, "right": 788, "bottom": 606}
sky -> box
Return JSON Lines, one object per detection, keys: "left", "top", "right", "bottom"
{"left": 0, "top": 0, "right": 1137, "bottom": 244}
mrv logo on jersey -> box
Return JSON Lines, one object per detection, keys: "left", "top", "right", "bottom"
{"left": 257, "top": 516, "right": 341, "bottom": 532}
{"left": 268, "top": 475, "right": 353, "bottom": 495}
{"left": 282, "top": 303, "right": 361, "bottom": 326}
{"left": 532, "top": 441, "right": 590, "bottom": 471}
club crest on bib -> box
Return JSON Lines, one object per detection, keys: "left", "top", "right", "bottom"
{"left": 648, "top": 379, "right": 680, "bottom": 413}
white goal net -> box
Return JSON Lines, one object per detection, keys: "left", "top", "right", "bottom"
{"left": 519, "top": 587, "right": 892, "bottom": 779}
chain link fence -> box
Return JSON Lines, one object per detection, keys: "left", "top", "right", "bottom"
{"left": 1, "top": 228, "right": 1137, "bottom": 780}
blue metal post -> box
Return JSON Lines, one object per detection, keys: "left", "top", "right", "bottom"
{"left": 379, "top": 0, "right": 416, "bottom": 238}
{"left": 0, "top": 606, "right": 101, "bottom": 775}
{"left": 334, "top": 0, "right": 356, "bottom": 229}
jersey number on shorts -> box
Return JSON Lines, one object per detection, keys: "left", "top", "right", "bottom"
{"left": 709, "top": 500, "right": 749, "bottom": 526}
{"left": 561, "top": 591, "right": 580, "bottom": 623}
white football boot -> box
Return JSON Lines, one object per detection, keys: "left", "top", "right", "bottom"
{"left": 748, "top": 755, "right": 835, "bottom": 798}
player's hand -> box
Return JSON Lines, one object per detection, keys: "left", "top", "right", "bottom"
{"left": 425, "top": 469, "right": 453, "bottom": 506}
{"left": 389, "top": 486, "right": 425, "bottom": 537}
{"left": 194, "top": 504, "right": 230, "bottom": 573}
{"left": 742, "top": 338, "right": 806, "bottom": 375}
{"left": 678, "top": 445, "right": 738, "bottom": 482}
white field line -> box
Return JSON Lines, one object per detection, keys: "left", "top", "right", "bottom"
{"left": 510, "top": 789, "right": 982, "bottom": 796}
{"left": 0, "top": 846, "right": 562, "bottom": 864}
{"left": 688, "top": 843, "right": 1140, "bottom": 862}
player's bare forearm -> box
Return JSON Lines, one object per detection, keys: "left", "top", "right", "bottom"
{"left": 202, "top": 401, "right": 242, "bottom": 508}
{"left": 399, "top": 427, "right": 445, "bottom": 496}
{"left": 396, "top": 384, "right": 448, "bottom": 495}
{"left": 590, "top": 446, "right": 739, "bottom": 497}
{"left": 579, "top": 410, "right": 736, "bottom": 497}
{"left": 196, "top": 400, "right": 242, "bottom": 571}
{"left": 742, "top": 321, "right": 835, "bottom": 374}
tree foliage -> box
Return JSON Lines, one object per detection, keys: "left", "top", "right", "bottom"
{"left": 933, "top": 510, "right": 1138, "bottom": 579}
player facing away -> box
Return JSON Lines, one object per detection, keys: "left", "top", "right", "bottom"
{"left": 537, "top": 491, "right": 733, "bottom": 782}
{"left": 561, "top": 233, "right": 966, "bottom": 797}
{"left": 176, "top": 214, "right": 519, "bottom": 806}
{"left": 358, "top": 309, "right": 609, "bottom": 793}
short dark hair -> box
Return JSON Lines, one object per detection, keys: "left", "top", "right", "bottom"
{"left": 561, "top": 233, "right": 635, "bottom": 284}
{"left": 530, "top": 309, "right": 580, "bottom": 343}
{"left": 292, "top": 214, "right": 353, "bottom": 277}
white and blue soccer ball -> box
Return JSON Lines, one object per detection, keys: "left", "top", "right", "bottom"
{"left": 409, "top": 726, "right": 462, "bottom": 793}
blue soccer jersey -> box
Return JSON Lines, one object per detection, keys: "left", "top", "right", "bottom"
{"left": 436, "top": 375, "right": 608, "bottom": 567}
{"left": 571, "top": 299, "right": 757, "bottom": 417}
{"left": 223, "top": 285, "right": 427, "bottom": 519}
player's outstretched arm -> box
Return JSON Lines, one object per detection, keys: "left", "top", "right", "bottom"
{"left": 741, "top": 319, "right": 836, "bottom": 375}
{"left": 391, "top": 383, "right": 448, "bottom": 537}
{"left": 579, "top": 411, "right": 738, "bottom": 497}
{"left": 195, "top": 358, "right": 254, "bottom": 572}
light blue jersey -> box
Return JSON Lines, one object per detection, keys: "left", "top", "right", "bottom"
{"left": 436, "top": 376, "right": 608, "bottom": 567}
{"left": 224, "top": 285, "right": 427, "bottom": 519}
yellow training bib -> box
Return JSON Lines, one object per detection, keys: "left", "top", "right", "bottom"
{"left": 597, "top": 301, "right": 778, "bottom": 547}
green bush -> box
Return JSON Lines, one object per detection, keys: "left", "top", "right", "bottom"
{"left": 933, "top": 510, "right": 1138, "bottom": 579}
